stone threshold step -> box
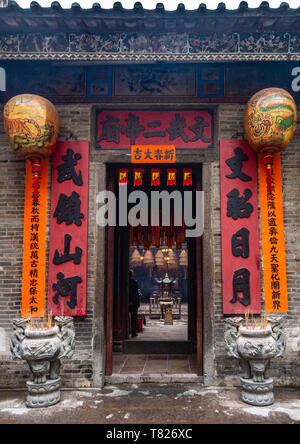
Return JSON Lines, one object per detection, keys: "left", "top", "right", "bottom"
{"left": 122, "top": 340, "right": 196, "bottom": 354}
{"left": 105, "top": 373, "right": 203, "bottom": 384}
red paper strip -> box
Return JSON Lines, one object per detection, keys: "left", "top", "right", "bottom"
{"left": 259, "top": 153, "right": 288, "bottom": 312}
{"left": 167, "top": 168, "right": 176, "bottom": 186}
{"left": 133, "top": 168, "right": 143, "bottom": 186}
{"left": 183, "top": 169, "right": 192, "bottom": 186}
{"left": 151, "top": 169, "right": 160, "bottom": 187}
{"left": 119, "top": 168, "right": 128, "bottom": 185}
{"left": 21, "top": 159, "right": 48, "bottom": 318}
{"left": 48, "top": 142, "right": 89, "bottom": 316}
{"left": 220, "top": 140, "right": 261, "bottom": 314}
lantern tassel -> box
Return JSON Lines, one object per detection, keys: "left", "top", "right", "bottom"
{"left": 264, "top": 152, "right": 273, "bottom": 195}
{"left": 31, "top": 158, "right": 41, "bottom": 203}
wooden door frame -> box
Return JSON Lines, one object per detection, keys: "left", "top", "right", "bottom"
{"left": 105, "top": 167, "right": 115, "bottom": 376}
{"left": 105, "top": 164, "right": 203, "bottom": 376}
{"left": 196, "top": 170, "right": 203, "bottom": 376}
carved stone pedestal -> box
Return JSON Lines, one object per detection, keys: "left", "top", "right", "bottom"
{"left": 26, "top": 378, "right": 61, "bottom": 408}
{"left": 240, "top": 377, "right": 274, "bottom": 406}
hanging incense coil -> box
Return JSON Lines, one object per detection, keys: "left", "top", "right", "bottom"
{"left": 167, "top": 250, "right": 178, "bottom": 270}
{"left": 179, "top": 250, "right": 188, "bottom": 266}
{"left": 179, "top": 249, "right": 188, "bottom": 278}
{"left": 168, "top": 250, "right": 178, "bottom": 264}
{"left": 143, "top": 250, "right": 154, "bottom": 267}
{"left": 143, "top": 249, "right": 154, "bottom": 276}
{"left": 155, "top": 249, "right": 164, "bottom": 263}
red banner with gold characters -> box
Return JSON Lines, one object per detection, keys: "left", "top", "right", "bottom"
{"left": 167, "top": 168, "right": 177, "bottom": 186}
{"left": 48, "top": 142, "right": 89, "bottom": 316}
{"left": 220, "top": 140, "right": 261, "bottom": 314}
{"left": 151, "top": 169, "right": 160, "bottom": 187}
{"left": 118, "top": 168, "right": 128, "bottom": 185}
{"left": 133, "top": 168, "right": 143, "bottom": 186}
{"left": 183, "top": 169, "right": 192, "bottom": 186}
{"left": 259, "top": 152, "right": 288, "bottom": 312}
{"left": 21, "top": 159, "right": 48, "bottom": 318}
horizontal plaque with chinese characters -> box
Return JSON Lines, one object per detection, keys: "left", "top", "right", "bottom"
{"left": 96, "top": 110, "right": 213, "bottom": 150}
{"left": 220, "top": 140, "right": 261, "bottom": 315}
{"left": 48, "top": 142, "right": 89, "bottom": 316}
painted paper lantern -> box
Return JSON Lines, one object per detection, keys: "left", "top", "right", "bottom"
{"left": 3, "top": 94, "right": 59, "bottom": 202}
{"left": 244, "top": 87, "right": 297, "bottom": 194}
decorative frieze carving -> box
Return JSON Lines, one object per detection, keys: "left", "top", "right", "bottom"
{"left": 0, "top": 32, "right": 299, "bottom": 61}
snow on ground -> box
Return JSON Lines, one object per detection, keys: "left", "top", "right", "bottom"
{"left": 99, "top": 388, "right": 132, "bottom": 397}
{"left": 243, "top": 400, "right": 300, "bottom": 422}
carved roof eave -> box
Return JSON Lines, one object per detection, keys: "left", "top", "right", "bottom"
{"left": 0, "top": 1, "right": 300, "bottom": 35}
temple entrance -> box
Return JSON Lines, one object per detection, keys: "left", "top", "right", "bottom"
{"left": 105, "top": 165, "right": 203, "bottom": 376}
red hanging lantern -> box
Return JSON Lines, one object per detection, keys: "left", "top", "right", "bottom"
{"left": 244, "top": 88, "right": 297, "bottom": 195}
{"left": 3, "top": 94, "right": 59, "bottom": 202}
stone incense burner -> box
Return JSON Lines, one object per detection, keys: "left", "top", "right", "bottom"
{"left": 225, "top": 316, "right": 286, "bottom": 406}
{"left": 10, "top": 316, "right": 75, "bottom": 408}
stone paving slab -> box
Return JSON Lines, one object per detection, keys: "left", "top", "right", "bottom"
{"left": 0, "top": 385, "right": 299, "bottom": 425}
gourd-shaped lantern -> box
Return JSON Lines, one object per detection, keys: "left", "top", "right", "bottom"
{"left": 244, "top": 88, "right": 297, "bottom": 195}
{"left": 3, "top": 94, "right": 59, "bottom": 202}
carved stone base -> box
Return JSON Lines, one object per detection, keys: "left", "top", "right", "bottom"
{"left": 240, "top": 377, "right": 274, "bottom": 406}
{"left": 26, "top": 378, "right": 61, "bottom": 408}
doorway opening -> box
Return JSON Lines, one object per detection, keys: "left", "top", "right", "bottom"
{"left": 105, "top": 165, "right": 203, "bottom": 377}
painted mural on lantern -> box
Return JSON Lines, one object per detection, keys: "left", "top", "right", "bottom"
{"left": 3, "top": 94, "right": 59, "bottom": 160}
{"left": 244, "top": 87, "right": 297, "bottom": 152}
